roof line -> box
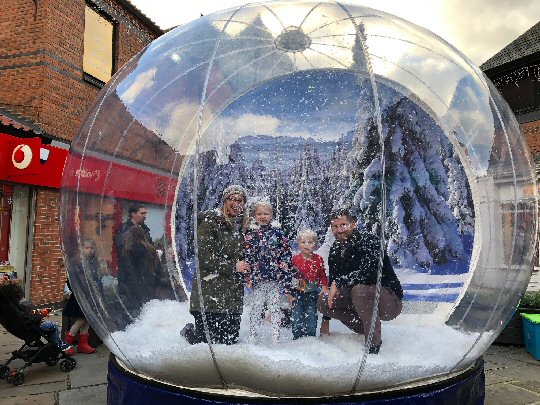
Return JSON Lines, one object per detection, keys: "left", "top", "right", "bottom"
{"left": 117, "top": 0, "right": 164, "bottom": 36}
{"left": 481, "top": 21, "right": 540, "bottom": 71}
{"left": 0, "top": 106, "right": 42, "bottom": 135}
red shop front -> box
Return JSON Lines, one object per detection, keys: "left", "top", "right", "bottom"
{"left": 0, "top": 132, "right": 68, "bottom": 297}
{"left": 0, "top": 131, "right": 178, "bottom": 302}
{"left": 61, "top": 151, "right": 178, "bottom": 274}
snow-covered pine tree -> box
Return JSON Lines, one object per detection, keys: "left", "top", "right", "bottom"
{"left": 200, "top": 143, "right": 248, "bottom": 211}
{"left": 323, "top": 131, "right": 353, "bottom": 215}
{"left": 349, "top": 94, "right": 467, "bottom": 270}
{"left": 175, "top": 148, "right": 221, "bottom": 266}
{"left": 174, "top": 165, "right": 196, "bottom": 289}
{"left": 445, "top": 142, "right": 475, "bottom": 235}
{"left": 285, "top": 140, "right": 326, "bottom": 238}
{"left": 246, "top": 156, "right": 271, "bottom": 197}
{"left": 175, "top": 168, "right": 193, "bottom": 260}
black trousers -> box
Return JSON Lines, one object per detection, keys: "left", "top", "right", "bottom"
{"left": 191, "top": 311, "right": 241, "bottom": 345}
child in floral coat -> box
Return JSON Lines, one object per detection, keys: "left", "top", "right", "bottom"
{"left": 243, "top": 200, "right": 292, "bottom": 342}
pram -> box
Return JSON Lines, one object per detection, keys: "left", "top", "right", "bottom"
{"left": 0, "top": 306, "right": 77, "bottom": 386}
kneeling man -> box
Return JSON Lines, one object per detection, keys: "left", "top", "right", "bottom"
{"left": 317, "top": 208, "right": 403, "bottom": 354}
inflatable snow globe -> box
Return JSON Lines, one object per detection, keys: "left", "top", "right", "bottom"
{"left": 60, "top": 1, "right": 538, "bottom": 403}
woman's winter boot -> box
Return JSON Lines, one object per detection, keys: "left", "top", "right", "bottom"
{"left": 77, "top": 333, "right": 96, "bottom": 354}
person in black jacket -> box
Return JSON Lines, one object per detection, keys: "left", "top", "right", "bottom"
{"left": 0, "top": 281, "right": 72, "bottom": 353}
{"left": 114, "top": 204, "right": 153, "bottom": 326}
{"left": 317, "top": 208, "right": 403, "bottom": 354}
{"left": 114, "top": 204, "right": 151, "bottom": 256}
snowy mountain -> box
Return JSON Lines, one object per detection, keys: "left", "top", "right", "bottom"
{"left": 236, "top": 133, "right": 353, "bottom": 171}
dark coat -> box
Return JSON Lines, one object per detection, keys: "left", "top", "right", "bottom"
{"left": 115, "top": 220, "right": 152, "bottom": 254}
{"left": 0, "top": 301, "right": 43, "bottom": 341}
{"left": 190, "top": 209, "right": 245, "bottom": 314}
{"left": 118, "top": 226, "right": 161, "bottom": 303}
{"left": 64, "top": 252, "right": 103, "bottom": 319}
{"left": 63, "top": 279, "right": 84, "bottom": 318}
{"left": 329, "top": 229, "right": 403, "bottom": 299}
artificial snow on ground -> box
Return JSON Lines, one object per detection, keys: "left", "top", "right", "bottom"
{"left": 105, "top": 298, "right": 493, "bottom": 396}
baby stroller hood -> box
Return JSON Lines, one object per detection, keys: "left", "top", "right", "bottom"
{"left": 0, "top": 302, "right": 42, "bottom": 343}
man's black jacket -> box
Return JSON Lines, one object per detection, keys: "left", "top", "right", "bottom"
{"left": 114, "top": 220, "right": 152, "bottom": 253}
{"left": 329, "top": 229, "right": 403, "bottom": 299}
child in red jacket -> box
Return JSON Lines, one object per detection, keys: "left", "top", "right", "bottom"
{"left": 290, "top": 229, "right": 328, "bottom": 339}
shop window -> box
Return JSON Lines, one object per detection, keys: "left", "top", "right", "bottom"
{"left": 83, "top": 5, "right": 115, "bottom": 87}
{"left": 0, "top": 185, "right": 30, "bottom": 281}
{"left": 0, "top": 184, "right": 13, "bottom": 264}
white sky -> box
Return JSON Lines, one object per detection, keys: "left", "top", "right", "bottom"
{"left": 129, "top": 0, "right": 540, "bottom": 65}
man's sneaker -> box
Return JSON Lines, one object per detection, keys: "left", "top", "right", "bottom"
{"left": 368, "top": 341, "right": 382, "bottom": 355}
{"left": 180, "top": 323, "right": 198, "bottom": 345}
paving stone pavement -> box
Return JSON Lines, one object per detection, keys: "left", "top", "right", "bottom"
{"left": 0, "top": 313, "right": 538, "bottom": 404}
{"left": 0, "top": 313, "right": 109, "bottom": 405}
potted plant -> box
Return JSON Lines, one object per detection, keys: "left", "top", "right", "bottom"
{"left": 495, "top": 291, "right": 540, "bottom": 345}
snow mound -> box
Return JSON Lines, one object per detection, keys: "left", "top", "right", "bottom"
{"left": 105, "top": 299, "right": 493, "bottom": 396}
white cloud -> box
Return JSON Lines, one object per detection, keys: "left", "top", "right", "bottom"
{"left": 118, "top": 67, "right": 157, "bottom": 104}
{"left": 233, "top": 113, "right": 280, "bottom": 137}
{"left": 441, "top": 0, "right": 540, "bottom": 64}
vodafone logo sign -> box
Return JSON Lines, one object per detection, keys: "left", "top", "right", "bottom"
{"left": 12, "top": 144, "right": 33, "bottom": 170}
{"left": 0, "top": 135, "right": 63, "bottom": 186}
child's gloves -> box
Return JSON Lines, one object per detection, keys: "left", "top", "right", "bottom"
{"left": 291, "top": 277, "right": 307, "bottom": 292}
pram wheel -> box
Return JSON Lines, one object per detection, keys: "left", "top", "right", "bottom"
{"left": 45, "top": 353, "right": 59, "bottom": 366}
{"left": 0, "top": 365, "right": 9, "bottom": 378}
{"left": 6, "top": 369, "right": 24, "bottom": 385}
{"left": 59, "top": 357, "right": 76, "bottom": 372}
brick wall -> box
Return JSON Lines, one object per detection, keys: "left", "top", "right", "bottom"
{"left": 0, "top": 0, "right": 44, "bottom": 124}
{"left": 521, "top": 120, "right": 540, "bottom": 157}
{"left": 29, "top": 188, "right": 65, "bottom": 305}
{"left": 0, "top": 0, "right": 160, "bottom": 142}
{"left": 0, "top": 0, "right": 161, "bottom": 305}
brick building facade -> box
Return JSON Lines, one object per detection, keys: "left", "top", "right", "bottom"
{"left": 0, "top": 0, "right": 163, "bottom": 305}
{"left": 482, "top": 21, "right": 540, "bottom": 286}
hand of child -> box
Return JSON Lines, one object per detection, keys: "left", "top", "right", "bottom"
{"left": 278, "top": 262, "right": 289, "bottom": 270}
{"left": 33, "top": 308, "right": 51, "bottom": 317}
{"left": 286, "top": 294, "right": 295, "bottom": 305}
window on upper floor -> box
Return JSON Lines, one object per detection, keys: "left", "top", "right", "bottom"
{"left": 83, "top": 5, "right": 115, "bottom": 87}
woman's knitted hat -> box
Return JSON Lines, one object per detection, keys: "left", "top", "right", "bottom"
{"left": 222, "top": 184, "right": 246, "bottom": 202}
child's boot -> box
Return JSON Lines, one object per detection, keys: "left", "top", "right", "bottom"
{"left": 77, "top": 333, "right": 96, "bottom": 354}
{"left": 64, "top": 331, "right": 76, "bottom": 345}
{"left": 58, "top": 339, "right": 75, "bottom": 356}
{"left": 64, "top": 346, "right": 75, "bottom": 356}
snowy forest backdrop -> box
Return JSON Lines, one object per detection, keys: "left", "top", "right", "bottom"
{"left": 174, "top": 72, "right": 475, "bottom": 290}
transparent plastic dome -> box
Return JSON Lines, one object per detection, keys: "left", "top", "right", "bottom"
{"left": 60, "top": 1, "right": 538, "bottom": 397}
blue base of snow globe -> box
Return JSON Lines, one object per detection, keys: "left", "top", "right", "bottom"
{"left": 107, "top": 354, "right": 485, "bottom": 404}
